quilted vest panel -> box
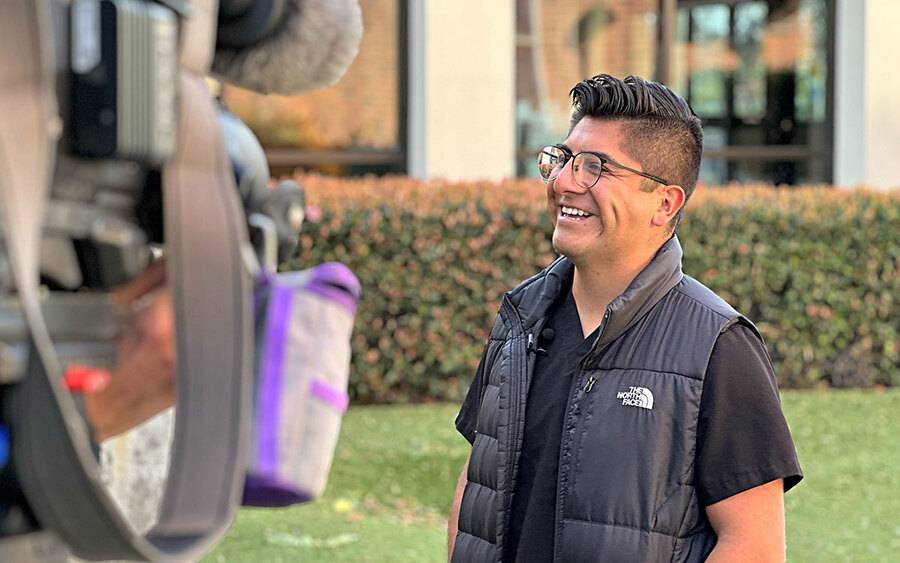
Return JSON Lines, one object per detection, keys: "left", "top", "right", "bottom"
{"left": 554, "top": 277, "right": 739, "bottom": 562}
{"left": 455, "top": 275, "right": 749, "bottom": 563}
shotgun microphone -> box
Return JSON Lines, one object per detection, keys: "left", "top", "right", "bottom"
{"left": 211, "top": 0, "right": 363, "bottom": 95}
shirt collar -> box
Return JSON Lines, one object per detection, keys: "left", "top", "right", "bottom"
{"left": 509, "top": 236, "right": 684, "bottom": 345}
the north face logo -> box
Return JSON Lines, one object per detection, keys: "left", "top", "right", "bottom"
{"left": 616, "top": 386, "right": 654, "bottom": 410}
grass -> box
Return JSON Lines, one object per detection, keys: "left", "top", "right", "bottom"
{"left": 204, "top": 389, "right": 900, "bottom": 563}
{"left": 783, "top": 390, "right": 900, "bottom": 562}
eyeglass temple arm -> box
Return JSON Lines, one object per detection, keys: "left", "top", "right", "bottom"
{"left": 604, "top": 155, "right": 671, "bottom": 186}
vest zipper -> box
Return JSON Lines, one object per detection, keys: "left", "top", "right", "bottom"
{"left": 498, "top": 295, "right": 537, "bottom": 556}
{"left": 578, "top": 309, "right": 611, "bottom": 371}
{"left": 552, "top": 307, "right": 611, "bottom": 562}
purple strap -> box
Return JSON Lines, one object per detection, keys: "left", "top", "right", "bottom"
{"left": 254, "top": 283, "right": 294, "bottom": 475}
{"left": 310, "top": 378, "right": 349, "bottom": 412}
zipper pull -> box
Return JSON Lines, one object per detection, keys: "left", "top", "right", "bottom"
{"left": 527, "top": 332, "right": 535, "bottom": 354}
{"left": 583, "top": 376, "right": 596, "bottom": 393}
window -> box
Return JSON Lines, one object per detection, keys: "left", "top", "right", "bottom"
{"left": 671, "top": 0, "right": 834, "bottom": 185}
{"left": 516, "top": 0, "right": 660, "bottom": 177}
{"left": 515, "top": 0, "right": 835, "bottom": 186}
{"left": 221, "top": 0, "right": 407, "bottom": 176}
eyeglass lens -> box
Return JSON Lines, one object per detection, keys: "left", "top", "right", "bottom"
{"left": 538, "top": 147, "right": 604, "bottom": 189}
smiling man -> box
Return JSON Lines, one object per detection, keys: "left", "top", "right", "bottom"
{"left": 448, "top": 75, "right": 802, "bottom": 563}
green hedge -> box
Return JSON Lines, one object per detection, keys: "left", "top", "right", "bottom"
{"left": 285, "top": 176, "right": 899, "bottom": 402}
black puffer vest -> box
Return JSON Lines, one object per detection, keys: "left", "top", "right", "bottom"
{"left": 453, "top": 237, "right": 757, "bottom": 563}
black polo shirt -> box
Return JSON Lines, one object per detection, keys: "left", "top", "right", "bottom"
{"left": 456, "top": 286, "right": 803, "bottom": 563}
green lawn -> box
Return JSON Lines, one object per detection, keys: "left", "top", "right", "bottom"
{"left": 205, "top": 389, "right": 900, "bottom": 562}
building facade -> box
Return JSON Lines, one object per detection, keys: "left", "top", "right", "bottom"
{"left": 224, "top": 0, "right": 898, "bottom": 189}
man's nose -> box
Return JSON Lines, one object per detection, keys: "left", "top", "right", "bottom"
{"left": 551, "top": 160, "right": 587, "bottom": 195}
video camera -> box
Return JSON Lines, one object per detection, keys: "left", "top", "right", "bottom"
{"left": 0, "top": 0, "right": 362, "bottom": 561}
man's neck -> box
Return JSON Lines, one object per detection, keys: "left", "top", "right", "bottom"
{"left": 571, "top": 246, "right": 659, "bottom": 338}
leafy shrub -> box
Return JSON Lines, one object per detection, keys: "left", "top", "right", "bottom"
{"left": 285, "top": 175, "right": 899, "bottom": 402}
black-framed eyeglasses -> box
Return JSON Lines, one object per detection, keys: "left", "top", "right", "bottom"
{"left": 537, "top": 145, "right": 671, "bottom": 190}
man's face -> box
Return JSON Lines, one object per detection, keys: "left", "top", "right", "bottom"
{"left": 546, "top": 118, "right": 664, "bottom": 266}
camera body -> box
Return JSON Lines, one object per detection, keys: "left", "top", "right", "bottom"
{"left": 24, "top": 0, "right": 301, "bottom": 295}
{"left": 0, "top": 1, "right": 325, "bottom": 561}
{"left": 70, "top": 0, "right": 178, "bottom": 164}
{"left": 1, "top": 0, "right": 304, "bottom": 386}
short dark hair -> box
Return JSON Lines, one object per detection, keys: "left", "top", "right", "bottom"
{"left": 569, "top": 74, "right": 703, "bottom": 230}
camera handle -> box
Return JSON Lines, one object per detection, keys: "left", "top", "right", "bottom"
{"left": 0, "top": 2, "right": 255, "bottom": 561}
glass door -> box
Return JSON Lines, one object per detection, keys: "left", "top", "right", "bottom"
{"left": 671, "top": 0, "right": 834, "bottom": 185}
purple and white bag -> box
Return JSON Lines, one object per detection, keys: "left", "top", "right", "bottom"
{"left": 243, "top": 262, "right": 361, "bottom": 507}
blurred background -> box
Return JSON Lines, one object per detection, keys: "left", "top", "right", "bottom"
{"left": 204, "top": 2, "right": 898, "bottom": 561}
{"left": 220, "top": 0, "right": 899, "bottom": 190}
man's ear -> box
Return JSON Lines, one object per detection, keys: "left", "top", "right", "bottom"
{"left": 651, "top": 184, "right": 685, "bottom": 228}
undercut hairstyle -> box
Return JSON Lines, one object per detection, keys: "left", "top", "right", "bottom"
{"left": 569, "top": 74, "right": 703, "bottom": 231}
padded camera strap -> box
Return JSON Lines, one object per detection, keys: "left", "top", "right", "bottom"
{"left": 0, "top": 1, "right": 253, "bottom": 561}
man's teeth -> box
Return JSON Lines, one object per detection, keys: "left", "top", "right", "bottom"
{"left": 561, "top": 206, "right": 592, "bottom": 218}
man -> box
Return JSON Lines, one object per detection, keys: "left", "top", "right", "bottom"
{"left": 448, "top": 75, "right": 802, "bottom": 563}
